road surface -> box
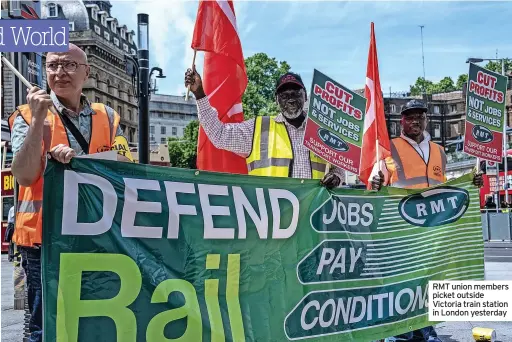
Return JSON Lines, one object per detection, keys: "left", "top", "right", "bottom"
{"left": 2, "top": 247, "right": 512, "bottom": 342}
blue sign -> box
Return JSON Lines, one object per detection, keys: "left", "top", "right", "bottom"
{"left": 0, "top": 19, "right": 68, "bottom": 52}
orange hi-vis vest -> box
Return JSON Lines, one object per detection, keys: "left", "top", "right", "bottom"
{"left": 385, "top": 137, "right": 447, "bottom": 189}
{"left": 8, "top": 103, "right": 119, "bottom": 247}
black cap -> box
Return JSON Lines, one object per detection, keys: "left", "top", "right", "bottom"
{"left": 275, "top": 72, "right": 306, "bottom": 93}
{"left": 401, "top": 99, "right": 428, "bottom": 116}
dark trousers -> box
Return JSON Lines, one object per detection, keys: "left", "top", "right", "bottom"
{"left": 20, "top": 247, "right": 43, "bottom": 342}
{"left": 394, "top": 326, "right": 439, "bottom": 341}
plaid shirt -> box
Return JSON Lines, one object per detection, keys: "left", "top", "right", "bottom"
{"left": 196, "top": 97, "right": 345, "bottom": 182}
{"left": 11, "top": 91, "right": 124, "bottom": 158}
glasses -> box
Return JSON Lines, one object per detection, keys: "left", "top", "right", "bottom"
{"left": 278, "top": 89, "right": 303, "bottom": 101}
{"left": 404, "top": 114, "right": 426, "bottom": 122}
{"left": 46, "top": 61, "right": 87, "bottom": 73}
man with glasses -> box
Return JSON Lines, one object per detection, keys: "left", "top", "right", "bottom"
{"left": 8, "top": 43, "right": 128, "bottom": 342}
{"left": 184, "top": 69, "right": 344, "bottom": 187}
{"left": 370, "top": 99, "right": 483, "bottom": 342}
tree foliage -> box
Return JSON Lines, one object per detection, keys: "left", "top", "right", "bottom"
{"left": 167, "top": 120, "right": 199, "bottom": 169}
{"left": 484, "top": 59, "right": 512, "bottom": 74}
{"left": 410, "top": 76, "right": 461, "bottom": 95}
{"left": 456, "top": 74, "right": 468, "bottom": 90}
{"left": 242, "top": 53, "right": 291, "bottom": 119}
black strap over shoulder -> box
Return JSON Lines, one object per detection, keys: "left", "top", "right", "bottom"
{"left": 58, "top": 113, "right": 89, "bottom": 154}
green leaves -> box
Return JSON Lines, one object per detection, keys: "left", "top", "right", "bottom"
{"left": 410, "top": 76, "right": 458, "bottom": 95}
{"left": 167, "top": 120, "right": 199, "bottom": 169}
{"left": 242, "top": 53, "right": 291, "bottom": 119}
{"left": 484, "top": 59, "right": 512, "bottom": 75}
{"left": 409, "top": 59, "right": 511, "bottom": 97}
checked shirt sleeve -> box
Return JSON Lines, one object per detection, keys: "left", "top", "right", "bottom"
{"left": 196, "top": 97, "right": 255, "bottom": 158}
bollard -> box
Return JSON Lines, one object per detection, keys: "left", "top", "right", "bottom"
{"left": 472, "top": 327, "right": 496, "bottom": 342}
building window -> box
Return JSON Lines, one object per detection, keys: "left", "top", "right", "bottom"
{"left": 117, "top": 105, "right": 122, "bottom": 116}
{"left": 47, "top": 3, "right": 57, "bottom": 17}
{"left": 150, "top": 126, "right": 155, "bottom": 134}
{"left": 161, "top": 137, "right": 166, "bottom": 144}
{"left": 390, "top": 104, "right": 396, "bottom": 113}
{"left": 451, "top": 123, "right": 459, "bottom": 136}
{"left": 94, "top": 25, "right": 101, "bottom": 35}
{"left": 113, "top": 37, "right": 119, "bottom": 46}
{"left": 104, "top": 31, "right": 110, "bottom": 41}
{"left": 111, "top": 22, "right": 117, "bottom": 32}
{"left": 128, "top": 33, "right": 133, "bottom": 44}
{"left": 130, "top": 48, "right": 136, "bottom": 56}
{"left": 128, "top": 109, "right": 132, "bottom": 121}
{"left": 433, "top": 105, "right": 440, "bottom": 114}
{"left": 450, "top": 104, "right": 457, "bottom": 113}
{"left": 95, "top": 96, "right": 100, "bottom": 103}
{"left": 389, "top": 122, "right": 396, "bottom": 136}
{"left": 69, "top": 22, "right": 75, "bottom": 31}
{"left": 120, "top": 28, "right": 126, "bottom": 39}
{"left": 158, "top": 112, "right": 163, "bottom": 118}
{"left": 434, "top": 123, "right": 441, "bottom": 138}
{"left": 172, "top": 127, "right": 177, "bottom": 136}
{"left": 161, "top": 126, "right": 166, "bottom": 134}
{"left": 10, "top": 0, "right": 21, "bottom": 15}
{"left": 91, "top": 8, "right": 98, "bottom": 20}
{"left": 123, "top": 44, "right": 128, "bottom": 52}
{"left": 101, "top": 15, "right": 107, "bottom": 27}
{"left": 107, "top": 101, "right": 112, "bottom": 108}
{"left": 151, "top": 135, "right": 155, "bottom": 141}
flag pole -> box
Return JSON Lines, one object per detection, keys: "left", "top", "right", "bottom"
{"left": 2, "top": 55, "right": 33, "bottom": 89}
{"left": 185, "top": 49, "right": 197, "bottom": 101}
{"left": 2, "top": 55, "right": 60, "bottom": 116}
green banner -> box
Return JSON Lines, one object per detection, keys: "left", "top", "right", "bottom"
{"left": 42, "top": 159, "right": 484, "bottom": 342}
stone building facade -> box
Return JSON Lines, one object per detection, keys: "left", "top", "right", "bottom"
{"left": 41, "top": 0, "right": 139, "bottom": 143}
{"left": 1, "top": 1, "right": 46, "bottom": 119}
{"left": 149, "top": 94, "right": 198, "bottom": 144}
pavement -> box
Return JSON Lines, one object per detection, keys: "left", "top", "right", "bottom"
{"left": 1, "top": 255, "right": 24, "bottom": 342}
{"left": 1, "top": 248, "right": 512, "bottom": 342}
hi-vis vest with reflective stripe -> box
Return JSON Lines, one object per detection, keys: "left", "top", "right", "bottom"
{"left": 7, "top": 103, "right": 119, "bottom": 247}
{"left": 386, "top": 137, "right": 446, "bottom": 189}
{"left": 246, "top": 116, "right": 327, "bottom": 179}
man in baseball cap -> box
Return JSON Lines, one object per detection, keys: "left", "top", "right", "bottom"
{"left": 369, "top": 98, "right": 483, "bottom": 341}
{"left": 185, "top": 68, "right": 344, "bottom": 188}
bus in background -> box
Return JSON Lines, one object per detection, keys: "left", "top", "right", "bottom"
{"left": 1, "top": 120, "right": 15, "bottom": 253}
{"left": 130, "top": 143, "right": 171, "bottom": 167}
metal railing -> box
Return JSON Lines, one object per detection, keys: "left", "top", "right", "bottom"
{"left": 480, "top": 210, "right": 512, "bottom": 242}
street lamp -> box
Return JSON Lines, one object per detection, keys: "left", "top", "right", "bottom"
{"left": 137, "top": 13, "right": 150, "bottom": 164}
{"left": 123, "top": 14, "right": 167, "bottom": 164}
{"left": 149, "top": 67, "right": 166, "bottom": 95}
{"left": 467, "top": 56, "right": 510, "bottom": 205}
{"left": 465, "top": 57, "right": 507, "bottom": 76}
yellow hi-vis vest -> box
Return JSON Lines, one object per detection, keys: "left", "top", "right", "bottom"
{"left": 246, "top": 116, "right": 327, "bottom": 179}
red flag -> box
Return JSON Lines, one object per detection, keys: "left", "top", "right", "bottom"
{"left": 191, "top": 0, "right": 248, "bottom": 174}
{"left": 359, "top": 22, "right": 391, "bottom": 186}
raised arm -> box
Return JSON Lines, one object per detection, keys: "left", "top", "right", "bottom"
{"left": 11, "top": 87, "right": 53, "bottom": 186}
{"left": 185, "top": 68, "right": 254, "bottom": 157}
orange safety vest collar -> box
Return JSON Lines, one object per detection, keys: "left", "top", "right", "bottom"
{"left": 389, "top": 137, "right": 446, "bottom": 189}
{"left": 7, "top": 103, "right": 118, "bottom": 247}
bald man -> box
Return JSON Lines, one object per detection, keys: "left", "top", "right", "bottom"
{"left": 8, "top": 43, "right": 127, "bottom": 342}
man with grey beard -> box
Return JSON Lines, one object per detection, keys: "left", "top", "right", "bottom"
{"left": 185, "top": 69, "right": 343, "bottom": 187}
